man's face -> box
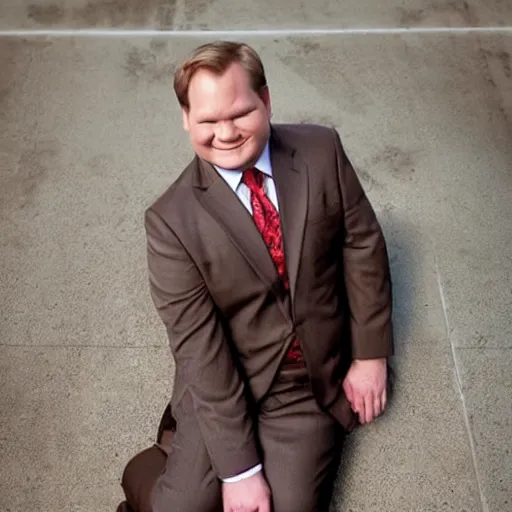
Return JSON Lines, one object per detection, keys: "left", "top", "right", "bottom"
{"left": 182, "top": 62, "right": 272, "bottom": 170}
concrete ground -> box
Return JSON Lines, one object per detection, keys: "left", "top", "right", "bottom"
{"left": 1, "top": 1, "right": 511, "bottom": 511}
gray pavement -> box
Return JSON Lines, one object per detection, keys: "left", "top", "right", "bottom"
{"left": 1, "top": 2, "right": 511, "bottom": 511}
{"left": 2, "top": 0, "right": 512, "bottom": 28}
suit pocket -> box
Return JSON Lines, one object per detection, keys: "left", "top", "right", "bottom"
{"left": 328, "top": 393, "right": 359, "bottom": 433}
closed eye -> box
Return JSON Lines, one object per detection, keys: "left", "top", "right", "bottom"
{"left": 198, "top": 108, "right": 255, "bottom": 124}
{"left": 234, "top": 108, "right": 255, "bottom": 119}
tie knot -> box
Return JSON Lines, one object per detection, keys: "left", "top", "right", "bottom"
{"left": 242, "top": 167, "right": 265, "bottom": 192}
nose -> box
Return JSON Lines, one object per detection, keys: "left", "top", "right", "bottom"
{"left": 215, "top": 120, "right": 239, "bottom": 143}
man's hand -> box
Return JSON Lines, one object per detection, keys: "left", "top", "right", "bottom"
{"left": 343, "top": 358, "right": 388, "bottom": 425}
{"left": 222, "top": 471, "right": 271, "bottom": 512}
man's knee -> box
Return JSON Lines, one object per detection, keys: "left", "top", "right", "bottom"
{"left": 150, "top": 477, "right": 221, "bottom": 512}
{"left": 271, "top": 486, "right": 322, "bottom": 512}
{"left": 121, "top": 446, "right": 166, "bottom": 512}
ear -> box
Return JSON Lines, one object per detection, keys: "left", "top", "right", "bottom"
{"left": 259, "top": 86, "right": 272, "bottom": 118}
{"left": 181, "top": 107, "right": 190, "bottom": 132}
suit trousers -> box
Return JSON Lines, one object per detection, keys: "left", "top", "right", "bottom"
{"left": 125, "top": 367, "right": 345, "bottom": 512}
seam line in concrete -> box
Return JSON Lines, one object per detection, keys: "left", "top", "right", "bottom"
{"left": 0, "top": 344, "right": 164, "bottom": 348}
{"left": 3, "top": 343, "right": 510, "bottom": 350}
{"left": 1, "top": 27, "right": 512, "bottom": 37}
{"left": 432, "top": 245, "right": 487, "bottom": 512}
{"left": 454, "top": 346, "right": 512, "bottom": 351}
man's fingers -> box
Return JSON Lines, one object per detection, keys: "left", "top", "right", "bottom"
{"left": 373, "top": 395, "right": 382, "bottom": 418}
{"left": 343, "top": 378, "right": 354, "bottom": 404}
{"left": 354, "top": 394, "right": 365, "bottom": 423}
{"left": 380, "top": 388, "right": 388, "bottom": 412}
{"left": 258, "top": 501, "right": 271, "bottom": 512}
{"left": 364, "top": 392, "right": 374, "bottom": 424}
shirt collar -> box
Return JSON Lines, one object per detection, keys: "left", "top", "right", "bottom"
{"left": 214, "top": 140, "right": 272, "bottom": 191}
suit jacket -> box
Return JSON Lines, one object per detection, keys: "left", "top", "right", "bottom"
{"left": 145, "top": 124, "right": 393, "bottom": 479}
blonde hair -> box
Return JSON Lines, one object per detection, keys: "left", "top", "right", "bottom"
{"left": 174, "top": 41, "right": 267, "bottom": 108}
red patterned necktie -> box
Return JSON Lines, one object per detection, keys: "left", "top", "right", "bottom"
{"left": 242, "top": 167, "right": 304, "bottom": 366}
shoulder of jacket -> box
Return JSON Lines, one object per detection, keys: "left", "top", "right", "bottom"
{"left": 273, "top": 122, "right": 335, "bottom": 140}
{"left": 146, "top": 156, "right": 197, "bottom": 218}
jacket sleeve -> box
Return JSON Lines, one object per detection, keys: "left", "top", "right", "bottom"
{"left": 145, "top": 206, "right": 260, "bottom": 479}
{"left": 331, "top": 128, "right": 394, "bottom": 359}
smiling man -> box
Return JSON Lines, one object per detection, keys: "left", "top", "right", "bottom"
{"left": 118, "top": 41, "right": 393, "bottom": 512}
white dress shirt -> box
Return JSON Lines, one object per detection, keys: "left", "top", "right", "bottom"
{"left": 215, "top": 140, "right": 279, "bottom": 214}
{"left": 213, "top": 140, "right": 276, "bottom": 483}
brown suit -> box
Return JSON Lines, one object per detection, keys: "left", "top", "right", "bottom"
{"left": 139, "top": 123, "right": 392, "bottom": 510}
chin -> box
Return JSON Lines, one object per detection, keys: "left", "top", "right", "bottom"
{"left": 210, "top": 149, "right": 256, "bottom": 170}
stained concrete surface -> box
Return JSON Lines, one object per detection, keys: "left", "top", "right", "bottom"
{"left": 1, "top": 0, "right": 512, "bottom": 29}
{"left": 1, "top": 5, "right": 512, "bottom": 512}
{"left": 0, "top": 346, "right": 172, "bottom": 511}
{"left": 456, "top": 349, "right": 512, "bottom": 512}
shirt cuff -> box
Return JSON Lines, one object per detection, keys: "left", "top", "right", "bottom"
{"left": 220, "top": 464, "right": 263, "bottom": 483}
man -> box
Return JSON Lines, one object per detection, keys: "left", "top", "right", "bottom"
{"left": 118, "top": 41, "right": 393, "bottom": 512}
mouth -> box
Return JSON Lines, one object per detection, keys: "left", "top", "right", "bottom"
{"left": 212, "top": 138, "right": 248, "bottom": 151}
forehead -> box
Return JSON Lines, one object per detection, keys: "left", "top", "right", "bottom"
{"left": 187, "top": 63, "right": 256, "bottom": 112}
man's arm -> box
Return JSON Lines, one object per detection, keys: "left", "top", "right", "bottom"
{"left": 331, "top": 128, "right": 393, "bottom": 423}
{"left": 331, "top": 128, "right": 393, "bottom": 359}
{"left": 145, "top": 207, "right": 260, "bottom": 479}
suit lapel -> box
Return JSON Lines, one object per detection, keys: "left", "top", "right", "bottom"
{"left": 192, "top": 126, "right": 309, "bottom": 308}
{"left": 194, "top": 158, "right": 279, "bottom": 291}
{"left": 270, "top": 128, "right": 309, "bottom": 309}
